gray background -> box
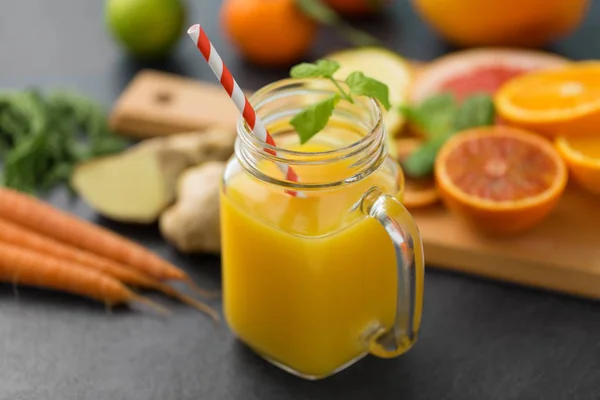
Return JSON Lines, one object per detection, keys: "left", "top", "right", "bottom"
{"left": 1, "top": 1, "right": 600, "bottom": 399}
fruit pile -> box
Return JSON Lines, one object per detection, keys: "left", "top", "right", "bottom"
{"left": 325, "top": 47, "right": 600, "bottom": 237}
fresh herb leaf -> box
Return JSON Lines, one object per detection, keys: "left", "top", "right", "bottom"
{"left": 0, "top": 88, "right": 130, "bottom": 194}
{"left": 290, "top": 94, "right": 341, "bottom": 144}
{"left": 288, "top": 59, "right": 393, "bottom": 143}
{"left": 290, "top": 59, "right": 340, "bottom": 79}
{"left": 419, "top": 92, "right": 456, "bottom": 115}
{"left": 402, "top": 141, "right": 438, "bottom": 178}
{"left": 402, "top": 133, "right": 449, "bottom": 177}
{"left": 399, "top": 92, "right": 457, "bottom": 138}
{"left": 452, "top": 93, "right": 495, "bottom": 132}
{"left": 401, "top": 92, "right": 495, "bottom": 179}
{"left": 345, "top": 71, "right": 391, "bottom": 110}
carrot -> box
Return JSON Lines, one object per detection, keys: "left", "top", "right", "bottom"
{"left": 0, "top": 241, "right": 168, "bottom": 314}
{"left": 0, "top": 188, "right": 209, "bottom": 294}
{"left": 0, "top": 217, "right": 220, "bottom": 322}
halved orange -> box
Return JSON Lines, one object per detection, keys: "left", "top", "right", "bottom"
{"left": 555, "top": 136, "right": 600, "bottom": 195}
{"left": 495, "top": 62, "right": 600, "bottom": 137}
{"left": 396, "top": 137, "right": 440, "bottom": 208}
{"left": 435, "top": 126, "right": 568, "bottom": 236}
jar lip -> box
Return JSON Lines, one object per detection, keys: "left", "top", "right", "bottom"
{"left": 239, "top": 77, "right": 384, "bottom": 161}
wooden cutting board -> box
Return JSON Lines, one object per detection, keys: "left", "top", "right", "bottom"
{"left": 110, "top": 69, "right": 600, "bottom": 300}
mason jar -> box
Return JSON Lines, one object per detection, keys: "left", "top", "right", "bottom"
{"left": 220, "top": 78, "right": 425, "bottom": 380}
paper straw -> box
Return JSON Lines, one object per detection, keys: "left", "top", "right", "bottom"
{"left": 187, "top": 24, "right": 303, "bottom": 197}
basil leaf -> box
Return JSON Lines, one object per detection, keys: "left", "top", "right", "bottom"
{"left": 290, "top": 94, "right": 340, "bottom": 144}
{"left": 345, "top": 71, "right": 391, "bottom": 110}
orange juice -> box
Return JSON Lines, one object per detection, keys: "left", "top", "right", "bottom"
{"left": 220, "top": 77, "right": 424, "bottom": 380}
{"left": 221, "top": 140, "right": 420, "bottom": 378}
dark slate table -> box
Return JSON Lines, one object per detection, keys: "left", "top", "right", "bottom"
{"left": 1, "top": 1, "right": 600, "bottom": 399}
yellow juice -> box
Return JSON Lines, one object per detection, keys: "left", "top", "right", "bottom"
{"left": 221, "top": 138, "right": 417, "bottom": 378}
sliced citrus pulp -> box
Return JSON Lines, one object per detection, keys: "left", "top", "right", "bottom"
{"left": 396, "top": 137, "right": 440, "bottom": 208}
{"left": 326, "top": 47, "right": 415, "bottom": 157}
{"left": 435, "top": 126, "right": 568, "bottom": 236}
{"left": 555, "top": 136, "right": 600, "bottom": 195}
{"left": 409, "top": 48, "right": 569, "bottom": 104}
{"left": 495, "top": 62, "right": 600, "bottom": 137}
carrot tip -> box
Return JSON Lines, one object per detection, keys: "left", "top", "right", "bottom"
{"left": 178, "top": 292, "right": 222, "bottom": 324}
{"left": 184, "top": 278, "right": 221, "bottom": 300}
{"left": 152, "top": 281, "right": 221, "bottom": 324}
{"left": 134, "top": 295, "right": 171, "bottom": 317}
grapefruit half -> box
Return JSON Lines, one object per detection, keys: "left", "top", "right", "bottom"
{"left": 409, "top": 48, "right": 570, "bottom": 104}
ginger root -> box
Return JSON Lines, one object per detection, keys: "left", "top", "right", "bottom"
{"left": 134, "top": 128, "right": 236, "bottom": 164}
{"left": 159, "top": 162, "right": 225, "bottom": 254}
{"left": 71, "top": 130, "right": 235, "bottom": 224}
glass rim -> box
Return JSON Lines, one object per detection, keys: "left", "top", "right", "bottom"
{"left": 237, "top": 77, "right": 384, "bottom": 163}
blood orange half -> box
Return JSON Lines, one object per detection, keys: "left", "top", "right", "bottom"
{"left": 435, "top": 126, "right": 568, "bottom": 236}
{"left": 409, "top": 48, "right": 569, "bottom": 104}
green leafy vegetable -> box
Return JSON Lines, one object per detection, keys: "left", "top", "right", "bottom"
{"left": 0, "top": 88, "right": 130, "bottom": 195}
{"left": 288, "top": 59, "right": 391, "bottom": 144}
{"left": 399, "top": 92, "right": 496, "bottom": 178}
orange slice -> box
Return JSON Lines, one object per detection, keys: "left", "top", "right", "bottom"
{"left": 555, "top": 136, "right": 600, "bottom": 195}
{"left": 396, "top": 138, "right": 440, "bottom": 208}
{"left": 495, "top": 62, "right": 600, "bottom": 137}
{"left": 435, "top": 126, "right": 568, "bottom": 236}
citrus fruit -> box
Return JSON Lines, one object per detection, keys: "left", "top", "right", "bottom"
{"left": 412, "top": 0, "right": 589, "bottom": 48}
{"left": 435, "top": 126, "right": 568, "bottom": 236}
{"left": 396, "top": 138, "right": 440, "bottom": 208}
{"left": 220, "top": 0, "right": 317, "bottom": 67}
{"left": 326, "top": 47, "right": 415, "bottom": 157}
{"left": 106, "top": 0, "right": 185, "bottom": 59}
{"left": 496, "top": 62, "right": 600, "bottom": 138}
{"left": 555, "top": 136, "right": 600, "bottom": 195}
{"left": 409, "top": 48, "right": 569, "bottom": 104}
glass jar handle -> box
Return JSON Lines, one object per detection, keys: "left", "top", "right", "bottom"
{"left": 359, "top": 187, "right": 425, "bottom": 358}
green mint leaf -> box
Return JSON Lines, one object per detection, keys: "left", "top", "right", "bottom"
{"left": 401, "top": 92, "right": 495, "bottom": 179}
{"left": 399, "top": 93, "right": 458, "bottom": 138}
{"left": 401, "top": 134, "right": 448, "bottom": 178}
{"left": 290, "top": 94, "right": 340, "bottom": 144}
{"left": 402, "top": 142, "right": 437, "bottom": 178}
{"left": 290, "top": 59, "right": 340, "bottom": 79}
{"left": 419, "top": 92, "right": 457, "bottom": 115}
{"left": 452, "top": 93, "right": 495, "bottom": 132}
{"left": 344, "top": 71, "right": 391, "bottom": 110}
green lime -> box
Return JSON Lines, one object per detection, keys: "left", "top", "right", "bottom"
{"left": 106, "top": 0, "right": 186, "bottom": 59}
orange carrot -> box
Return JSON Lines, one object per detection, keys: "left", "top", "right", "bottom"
{"left": 0, "top": 241, "right": 168, "bottom": 314}
{"left": 0, "top": 217, "right": 220, "bottom": 322}
{"left": 0, "top": 188, "right": 206, "bottom": 291}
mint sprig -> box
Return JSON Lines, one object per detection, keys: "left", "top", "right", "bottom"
{"left": 289, "top": 59, "right": 391, "bottom": 144}
{"left": 399, "top": 92, "right": 495, "bottom": 178}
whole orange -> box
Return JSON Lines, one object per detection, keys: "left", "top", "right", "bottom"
{"left": 220, "top": 0, "right": 317, "bottom": 67}
{"left": 412, "top": 0, "right": 589, "bottom": 48}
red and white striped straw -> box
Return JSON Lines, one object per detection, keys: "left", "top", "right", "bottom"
{"left": 187, "top": 24, "right": 303, "bottom": 197}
